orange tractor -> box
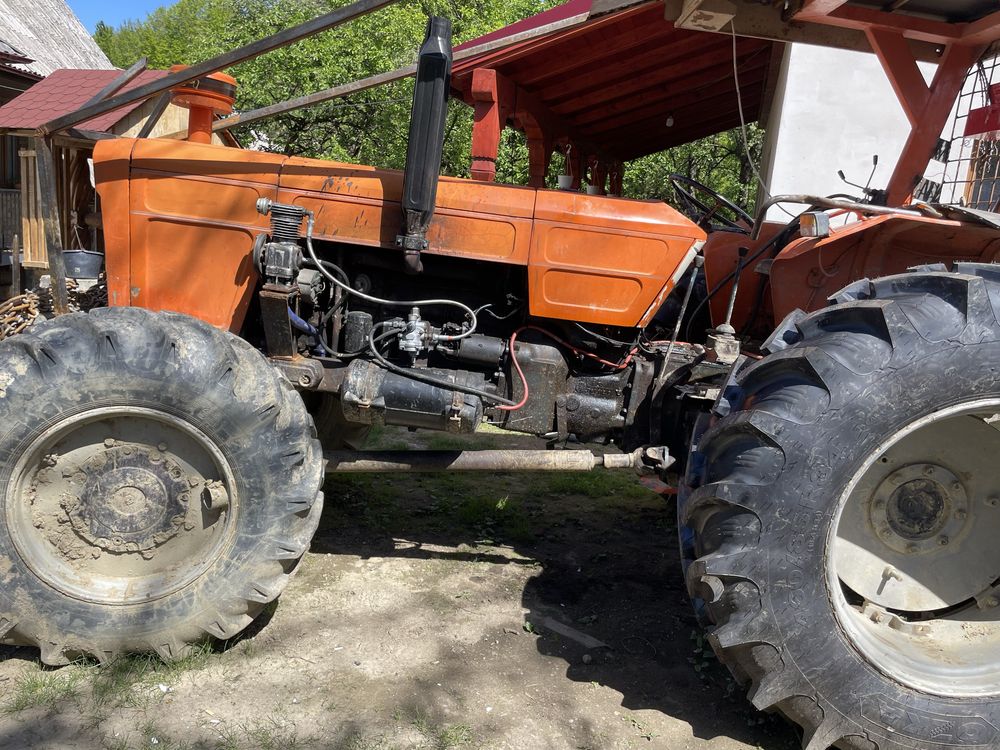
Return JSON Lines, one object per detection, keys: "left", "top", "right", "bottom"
{"left": 5, "top": 2, "right": 1000, "bottom": 748}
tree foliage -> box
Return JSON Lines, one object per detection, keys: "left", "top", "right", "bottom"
{"left": 93, "top": 0, "right": 764, "bottom": 209}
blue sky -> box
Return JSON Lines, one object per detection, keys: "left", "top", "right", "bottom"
{"left": 68, "top": 0, "right": 167, "bottom": 32}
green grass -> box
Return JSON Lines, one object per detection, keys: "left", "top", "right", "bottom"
{"left": 89, "top": 642, "right": 214, "bottom": 710}
{"left": 3, "top": 665, "right": 88, "bottom": 713}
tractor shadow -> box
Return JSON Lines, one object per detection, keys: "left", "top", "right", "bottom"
{"left": 311, "top": 429, "right": 799, "bottom": 749}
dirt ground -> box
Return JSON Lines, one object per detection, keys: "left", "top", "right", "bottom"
{"left": 0, "top": 428, "right": 799, "bottom": 750}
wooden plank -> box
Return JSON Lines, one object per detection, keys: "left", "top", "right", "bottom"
{"left": 33, "top": 138, "right": 68, "bottom": 313}
{"left": 19, "top": 148, "right": 48, "bottom": 269}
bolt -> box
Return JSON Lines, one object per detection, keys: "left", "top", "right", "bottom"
{"left": 923, "top": 466, "right": 936, "bottom": 476}
{"left": 91, "top": 548, "right": 101, "bottom": 560}
{"left": 157, "top": 442, "right": 168, "bottom": 452}
{"left": 104, "top": 438, "right": 115, "bottom": 448}
{"left": 938, "top": 535, "right": 950, "bottom": 546}
{"left": 985, "top": 597, "right": 999, "bottom": 609}
{"left": 880, "top": 525, "right": 893, "bottom": 538}
{"left": 184, "top": 520, "right": 195, "bottom": 531}
{"left": 955, "top": 509, "right": 968, "bottom": 520}
{"left": 873, "top": 498, "right": 886, "bottom": 509}
{"left": 951, "top": 481, "right": 962, "bottom": 491}
{"left": 140, "top": 549, "right": 155, "bottom": 560}
{"left": 988, "top": 496, "right": 1000, "bottom": 507}
{"left": 906, "top": 543, "right": 919, "bottom": 554}
{"left": 298, "top": 374, "right": 312, "bottom": 387}
{"left": 122, "top": 446, "right": 132, "bottom": 456}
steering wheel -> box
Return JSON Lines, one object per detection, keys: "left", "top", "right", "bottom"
{"left": 668, "top": 174, "right": 753, "bottom": 234}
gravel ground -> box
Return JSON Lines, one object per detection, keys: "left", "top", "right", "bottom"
{"left": 0, "top": 429, "right": 799, "bottom": 750}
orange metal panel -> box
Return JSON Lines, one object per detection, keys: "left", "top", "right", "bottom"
{"left": 92, "top": 138, "right": 136, "bottom": 308}
{"left": 101, "top": 139, "right": 283, "bottom": 330}
{"left": 769, "top": 215, "right": 1000, "bottom": 320}
{"left": 95, "top": 138, "right": 703, "bottom": 332}
{"left": 529, "top": 191, "right": 705, "bottom": 327}
{"left": 277, "top": 156, "right": 536, "bottom": 264}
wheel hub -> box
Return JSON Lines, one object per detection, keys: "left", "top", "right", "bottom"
{"left": 831, "top": 401, "right": 1000, "bottom": 697}
{"left": 869, "top": 463, "right": 968, "bottom": 555}
{"left": 9, "top": 407, "right": 238, "bottom": 604}
{"left": 59, "top": 445, "right": 192, "bottom": 554}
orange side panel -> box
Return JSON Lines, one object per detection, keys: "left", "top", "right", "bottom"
{"left": 702, "top": 222, "right": 786, "bottom": 335}
{"left": 769, "top": 215, "right": 1000, "bottom": 320}
{"left": 95, "top": 138, "right": 705, "bottom": 331}
{"left": 104, "top": 139, "right": 284, "bottom": 330}
{"left": 277, "top": 157, "right": 536, "bottom": 264}
{"left": 529, "top": 192, "right": 705, "bottom": 327}
{"left": 93, "top": 138, "right": 136, "bottom": 308}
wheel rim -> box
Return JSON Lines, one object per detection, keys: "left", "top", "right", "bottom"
{"left": 7, "top": 406, "right": 239, "bottom": 605}
{"left": 830, "top": 398, "right": 1000, "bottom": 697}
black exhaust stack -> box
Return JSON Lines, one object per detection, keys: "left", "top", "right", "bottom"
{"left": 397, "top": 16, "right": 452, "bottom": 274}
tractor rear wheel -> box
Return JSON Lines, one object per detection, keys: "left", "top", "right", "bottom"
{"left": 0, "top": 307, "right": 322, "bottom": 664}
{"left": 683, "top": 265, "right": 1000, "bottom": 749}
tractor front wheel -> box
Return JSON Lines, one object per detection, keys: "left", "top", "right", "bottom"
{"left": 0, "top": 307, "right": 322, "bottom": 664}
{"left": 683, "top": 265, "right": 1000, "bottom": 749}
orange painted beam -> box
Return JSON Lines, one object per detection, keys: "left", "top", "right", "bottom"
{"left": 470, "top": 68, "right": 515, "bottom": 182}
{"left": 884, "top": 41, "right": 986, "bottom": 205}
{"left": 963, "top": 11, "right": 1000, "bottom": 45}
{"left": 865, "top": 28, "right": 929, "bottom": 127}
{"left": 794, "top": 0, "right": 848, "bottom": 19}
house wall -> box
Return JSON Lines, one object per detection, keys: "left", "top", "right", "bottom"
{"left": 760, "top": 44, "right": 938, "bottom": 220}
{"left": 114, "top": 101, "right": 230, "bottom": 145}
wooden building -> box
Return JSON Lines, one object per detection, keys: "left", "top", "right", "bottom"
{"left": 0, "top": 69, "right": 237, "bottom": 271}
{"left": 0, "top": 0, "right": 114, "bottom": 255}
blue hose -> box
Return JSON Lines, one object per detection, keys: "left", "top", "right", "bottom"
{"left": 287, "top": 307, "right": 328, "bottom": 356}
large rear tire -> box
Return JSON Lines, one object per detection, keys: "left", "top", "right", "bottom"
{"left": 0, "top": 307, "right": 322, "bottom": 664}
{"left": 683, "top": 265, "right": 1000, "bottom": 749}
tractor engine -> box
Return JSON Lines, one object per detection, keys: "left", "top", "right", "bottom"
{"left": 251, "top": 196, "right": 685, "bottom": 448}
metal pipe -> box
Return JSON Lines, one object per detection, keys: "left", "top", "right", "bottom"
{"left": 750, "top": 194, "right": 925, "bottom": 240}
{"left": 39, "top": 0, "right": 397, "bottom": 136}
{"left": 213, "top": 0, "right": 644, "bottom": 132}
{"left": 325, "top": 448, "right": 643, "bottom": 473}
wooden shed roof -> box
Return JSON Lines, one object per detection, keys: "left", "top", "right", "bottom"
{"left": 451, "top": 0, "right": 780, "bottom": 162}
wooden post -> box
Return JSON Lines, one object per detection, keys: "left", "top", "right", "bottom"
{"left": 33, "top": 138, "right": 68, "bottom": 314}
{"left": 10, "top": 234, "right": 20, "bottom": 296}
{"left": 470, "top": 68, "right": 514, "bottom": 182}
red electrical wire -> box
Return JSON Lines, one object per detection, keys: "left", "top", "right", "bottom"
{"left": 496, "top": 325, "right": 639, "bottom": 413}
{"left": 496, "top": 329, "right": 529, "bottom": 412}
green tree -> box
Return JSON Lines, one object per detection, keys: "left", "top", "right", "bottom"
{"left": 92, "top": 0, "right": 764, "bottom": 207}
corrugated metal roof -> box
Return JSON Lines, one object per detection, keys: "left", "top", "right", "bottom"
{"left": 0, "top": 68, "right": 167, "bottom": 132}
{"left": 0, "top": 0, "right": 113, "bottom": 77}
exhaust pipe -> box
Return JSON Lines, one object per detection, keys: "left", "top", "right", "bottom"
{"left": 397, "top": 16, "right": 453, "bottom": 274}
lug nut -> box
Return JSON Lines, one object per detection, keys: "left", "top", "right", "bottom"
{"left": 157, "top": 442, "right": 168, "bottom": 452}
{"left": 906, "top": 543, "right": 919, "bottom": 554}
{"left": 938, "top": 535, "right": 949, "bottom": 546}
{"left": 104, "top": 438, "right": 115, "bottom": 448}
{"left": 985, "top": 597, "right": 999, "bottom": 609}
{"left": 923, "top": 466, "right": 935, "bottom": 476}
{"left": 955, "top": 509, "right": 968, "bottom": 520}
{"left": 988, "top": 496, "right": 1000, "bottom": 507}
